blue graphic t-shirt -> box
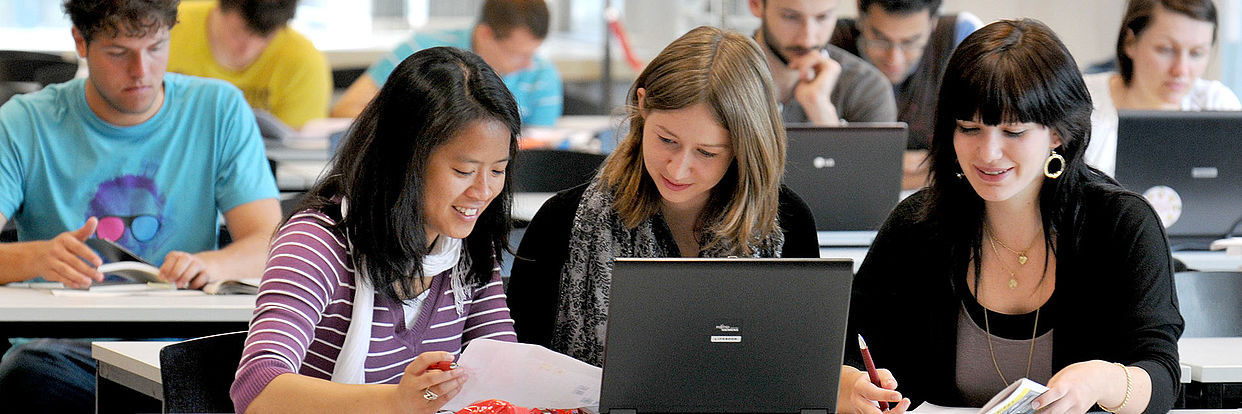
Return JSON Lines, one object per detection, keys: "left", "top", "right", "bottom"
{"left": 0, "top": 73, "right": 278, "bottom": 265}
{"left": 367, "top": 27, "right": 563, "bottom": 127}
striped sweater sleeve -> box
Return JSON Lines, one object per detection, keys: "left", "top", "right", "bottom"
{"left": 231, "top": 211, "right": 348, "bottom": 413}
{"left": 463, "top": 264, "right": 518, "bottom": 346}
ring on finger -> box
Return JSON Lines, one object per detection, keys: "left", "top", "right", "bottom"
{"left": 423, "top": 388, "right": 439, "bottom": 401}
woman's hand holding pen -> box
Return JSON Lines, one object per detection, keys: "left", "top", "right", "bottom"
{"left": 839, "top": 365, "right": 910, "bottom": 414}
{"left": 394, "top": 351, "right": 467, "bottom": 414}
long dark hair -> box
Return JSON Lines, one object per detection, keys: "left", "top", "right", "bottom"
{"left": 293, "top": 46, "right": 520, "bottom": 300}
{"left": 924, "top": 19, "right": 1099, "bottom": 290}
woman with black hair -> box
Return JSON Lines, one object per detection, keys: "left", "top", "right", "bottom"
{"left": 230, "top": 47, "right": 519, "bottom": 414}
{"left": 837, "top": 20, "right": 1182, "bottom": 414}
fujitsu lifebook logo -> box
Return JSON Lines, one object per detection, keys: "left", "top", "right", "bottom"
{"left": 711, "top": 323, "right": 742, "bottom": 343}
{"left": 813, "top": 156, "right": 836, "bottom": 168}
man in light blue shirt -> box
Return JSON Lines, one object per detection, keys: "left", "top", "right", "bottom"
{"left": 332, "top": 0, "right": 563, "bottom": 127}
{"left": 0, "top": 0, "right": 280, "bottom": 411}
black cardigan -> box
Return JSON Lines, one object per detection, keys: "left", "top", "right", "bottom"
{"left": 506, "top": 182, "right": 821, "bottom": 347}
{"left": 844, "top": 186, "right": 1183, "bottom": 412}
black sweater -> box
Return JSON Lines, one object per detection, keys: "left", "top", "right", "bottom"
{"left": 506, "top": 183, "right": 822, "bottom": 347}
{"left": 844, "top": 185, "right": 1183, "bottom": 412}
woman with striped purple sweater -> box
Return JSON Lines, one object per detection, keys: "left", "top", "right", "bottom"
{"left": 231, "top": 46, "right": 520, "bottom": 414}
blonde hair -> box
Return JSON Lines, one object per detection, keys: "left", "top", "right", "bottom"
{"left": 598, "top": 26, "right": 787, "bottom": 255}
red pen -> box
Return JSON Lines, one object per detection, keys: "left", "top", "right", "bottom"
{"left": 858, "top": 334, "right": 890, "bottom": 411}
{"left": 431, "top": 361, "right": 457, "bottom": 371}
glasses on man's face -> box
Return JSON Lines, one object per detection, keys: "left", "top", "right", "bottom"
{"left": 97, "top": 215, "right": 160, "bottom": 242}
{"left": 858, "top": 35, "right": 928, "bottom": 54}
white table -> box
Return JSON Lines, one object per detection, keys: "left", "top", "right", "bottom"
{"left": 1181, "top": 338, "right": 1242, "bottom": 383}
{"left": 1180, "top": 337, "right": 1242, "bottom": 408}
{"left": 816, "top": 246, "right": 1242, "bottom": 275}
{"left": 1175, "top": 250, "right": 1242, "bottom": 272}
{"left": 0, "top": 286, "right": 255, "bottom": 338}
{"left": 92, "top": 341, "right": 174, "bottom": 412}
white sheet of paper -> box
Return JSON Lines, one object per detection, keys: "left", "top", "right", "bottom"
{"left": 443, "top": 338, "right": 602, "bottom": 411}
{"left": 910, "top": 402, "right": 979, "bottom": 414}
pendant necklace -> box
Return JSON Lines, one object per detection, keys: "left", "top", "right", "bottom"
{"left": 986, "top": 232, "right": 1021, "bottom": 289}
{"left": 983, "top": 303, "right": 1040, "bottom": 387}
{"left": 984, "top": 223, "right": 1038, "bottom": 266}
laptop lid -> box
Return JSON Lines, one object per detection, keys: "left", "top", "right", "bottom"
{"left": 599, "top": 258, "right": 853, "bottom": 414}
{"left": 1115, "top": 111, "right": 1242, "bottom": 245}
{"left": 783, "top": 124, "right": 907, "bottom": 231}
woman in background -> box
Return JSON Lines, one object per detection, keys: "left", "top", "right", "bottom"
{"left": 1083, "top": 0, "right": 1241, "bottom": 176}
{"left": 839, "top": 19, "right": 1182, "bottom": 413}
{"left": 231, "top": 47, "right": 519, "bottom": 414}
{"left": 506, "top": 26, "right": 820, "bottom": 366}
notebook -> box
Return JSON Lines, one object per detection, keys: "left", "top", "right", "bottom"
{"left": 783, "top": 123, "right": 907, "bottom": 232}
{"left": 1114, "top": 111, "right": 1242, "bottom": 248}
{"left": 599, "top": 258, "right": 853, "bottom": 414}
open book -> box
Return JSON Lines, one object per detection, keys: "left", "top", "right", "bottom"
{"left": 202, "top": 278, "right": 261, "bottom": 295}
{"left": 85, "top": 238, "right": 162, "bottom": 284}
{"left": 912, "top": 378, "right": 1048, "bottom": 414}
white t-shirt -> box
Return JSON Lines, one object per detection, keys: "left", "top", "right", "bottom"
{"left": 1083, "top": 71, "right": 1242, "bottom": 176}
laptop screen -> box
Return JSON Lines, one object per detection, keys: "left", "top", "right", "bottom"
{"left": 599, "top": 258, "right": 852, "bottom": 414}
{"left": 1115, "top": 111, "right": 1242, "bottom": 246}
{"left": 783, "top": 124, "right": 907, "bottom": 232}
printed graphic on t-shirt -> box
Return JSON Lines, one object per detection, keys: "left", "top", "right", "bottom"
{"left": 85, "top": 174, "right": 170, "bottom": 260}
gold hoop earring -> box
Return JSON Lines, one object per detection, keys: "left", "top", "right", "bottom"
{"left": 1044, "top": 150, "right": 1065, "bottom": 179}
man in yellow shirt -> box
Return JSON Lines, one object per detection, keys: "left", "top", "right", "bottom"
{"left": 169, "top": 0, "right": 330, "bottom": 129}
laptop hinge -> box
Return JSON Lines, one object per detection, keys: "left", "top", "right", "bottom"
{"left": 800, "top": 409, "right": 829, "bottom": 414}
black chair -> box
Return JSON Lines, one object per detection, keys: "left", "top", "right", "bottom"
{"left": 512, "top": 149, "right": 607, "bottom": 193}
{"left": 1174, "top": 271, "right": 1242, "bottom": 337}
{"left": 159, "top": 331, "right": 248, "bottom": 413}
{"left": 0, "top": 50, "right": 78, "bottom": 104}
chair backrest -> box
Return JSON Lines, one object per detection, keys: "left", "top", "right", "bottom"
{"left": 512, "top": 149, "right": 607, "bottom": 193}
{"left": 159, "top": 331, "right": 247, "bottom": 413}
{"left": 1174, "top": 271, "right": 1242, "bottom": 337}
{"left": 0, "top": 51, "right": 78, "bottom": 85}
{"left": 0, "top": 51, "right": 79, "bottom": 106}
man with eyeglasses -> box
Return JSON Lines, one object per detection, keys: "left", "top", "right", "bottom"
{"left": 748, "top": 0, "right": 897, "bottom": 126}
{"left": 830, "top": 0, "right": 981, "bottom": 189}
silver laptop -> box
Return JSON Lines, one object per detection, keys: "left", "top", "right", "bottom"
{"left": 599, "top": 258, "right": 853, "bottom": 414}
{"left": 1115, "top": 111, "right": 1242, "bottom": 248}
{"left": 783, "top": 124, "right": 907, "bottom": 234}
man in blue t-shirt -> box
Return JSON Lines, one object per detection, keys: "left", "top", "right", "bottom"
{"left": 0, "top": 0, "right": 280, "bottom": 411}
{"left": 331, "top": 0, "right": 563, "bottom": 127}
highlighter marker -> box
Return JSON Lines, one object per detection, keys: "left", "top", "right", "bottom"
{"left": 431, "top": 361, "right": 457, "bottom": 371}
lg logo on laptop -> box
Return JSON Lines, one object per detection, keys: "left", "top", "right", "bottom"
{"left": 813, "top": 156, "right": 836, "bottom": 169}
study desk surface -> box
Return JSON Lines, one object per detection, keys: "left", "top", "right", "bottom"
{"left": 1180, "top": 337, "right": 1242, "bottom": 383}
{"left": 0, "top": 286, "right": 256, "bottom": 323}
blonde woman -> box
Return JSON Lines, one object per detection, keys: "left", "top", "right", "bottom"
{"left": 506, "top": 26, "right": 820, "bottom": 366}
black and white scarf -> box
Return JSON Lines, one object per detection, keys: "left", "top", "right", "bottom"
{"left": 551, "top": 180, "right": 784, "bottom": 365}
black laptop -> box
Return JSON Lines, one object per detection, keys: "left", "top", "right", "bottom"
{"left": 1115, "top": 111, "right": 1242, "bottom": 248}
{"left": 783, "top": 124, "right": 907, "bottom": 232}
{"left": 599, "top": 258, "right": 853, "bottom": 414}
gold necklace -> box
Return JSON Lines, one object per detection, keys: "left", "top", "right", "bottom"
{"left": 983, "top": 304, "right": 1040, "bottom": 387}
{"left": 983, "top": 224, "right": 1037, "bottom": 265}
{"left": 986, "top": 233, "right": 1021, "bottom": 289}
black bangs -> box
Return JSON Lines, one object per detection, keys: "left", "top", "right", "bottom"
{"left": 947, "top": 33, "right": 1080, "bottom": 128}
